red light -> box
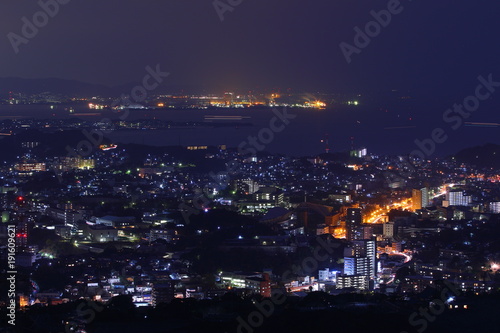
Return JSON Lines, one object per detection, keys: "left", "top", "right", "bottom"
{"left": 17, "top": 196, "right": 24, "bottom": 201}
{"left": 16, "top": 233, "right": 21, "bottom": 238}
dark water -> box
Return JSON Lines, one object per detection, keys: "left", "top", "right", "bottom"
{"left": 0, "top": 103, "right": 498, "bottom": 157}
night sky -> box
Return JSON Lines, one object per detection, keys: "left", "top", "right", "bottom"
{"left": 1, "top": 0, "right": 500, "bottom": 94}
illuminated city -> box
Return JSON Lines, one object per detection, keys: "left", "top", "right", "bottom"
{"left": 1, "top": 1, "right": 500, "bottom": 333}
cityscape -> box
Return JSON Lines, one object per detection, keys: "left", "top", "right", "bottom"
{"left": 1, "top": 117, "right": 500, "bottom": 332}
{"left": 1, "top": 1, "right": 500, "bottom": 333}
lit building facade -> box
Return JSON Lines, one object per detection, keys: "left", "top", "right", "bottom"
{"left": 336, "top": 274, "right": 369, "bottom": 290}
{"left": 346, "top": 208, "right": 362, "bottom": 241}
{"left": 490, "top": 202, "right": 500, "bottom": 213}
{"left": 412, "top": 188, "right": 429, "bottom": 210}
{"left": 447, "top": 190, "right": 472, "bottom": 206}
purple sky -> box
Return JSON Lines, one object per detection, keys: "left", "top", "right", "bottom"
{"left": 0, "top": 0, "right": 499, "bottom": 95}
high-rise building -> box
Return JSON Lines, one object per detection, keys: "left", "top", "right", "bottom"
{"left": 422, "top": 188, "right": 429, "bottom": 208}
{"left": 490, "top": 202, "right": 500, "bottom": 213}
{"left": 383, "top": 222, "right": 395, "bottom": 239}
{"left": 344, "top": 256, "right": 369, "bottom": 276}
{"left": 346, "top": 208, "right": 362, "bottom": 241}
{"left": 343, "top": 238, "right": 377, "bottom": 291}
{"left": 362, "top": 226, "right": 373, "bottom": 239}
{"left": 447, "top": 190, "right": 472, "bottom": 206}
{"left": 15, "top": 217, "right": 29, "bottom": 250}
{"left": 412, "top": 188, "right": 429, "bottom": 210}
{"left": 412, "top": 189, "right": 422, "bottom": 210}
{"left": 352, "top": 239, "right": 377, "bottom": 280}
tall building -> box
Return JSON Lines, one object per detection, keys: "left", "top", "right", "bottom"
{"left": 383, "top": 222, "right": 395, "bottom": 239}
{"left": 344, "top": 257, "right": 369, "bottom": 276}
{"left": 15, "top": 217, "right": 29, "bottom": 251}
{"left": 343, "top": 238, "right": 377, "bottom": 291}
{"left": 412, "top": 188, "right": 429, "bottom": 210}
{"left": 447, "top": 190, "right": 472, "bottom": 206}
{"left": 422, "top": 188, "right": 429, "bottom": 208}
{"left": 346, "top": 208, "right": 362, "bottom": 241}
{"left": 412, "top": 189, "right": 422, "bottom": 210}
{"left": 352, "top": 239, "right": 377, "bottom": 280}
{"left": 490, "top": 202, "right": 500, "bottom": 213}
{"left": 362, "top": 226, "right": 373, "bottom": 239}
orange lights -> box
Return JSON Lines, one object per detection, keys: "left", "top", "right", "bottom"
{"left": 364, "top": 198, "right": 413, "bottom": 224}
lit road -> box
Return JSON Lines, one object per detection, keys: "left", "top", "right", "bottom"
{"left": 431, "top": 183, "right": 455, "bottom": 199}
{"left": 393, "top": 251, "right": 412, "bottom": 263}
{"left": 379, "top": 251, "right": 413, "bottom": 286}
{"left": 366, "top": 183, "right": 455, "bottom": 224}
{"left": 364, "top": 198, "right": 412, "bottom": 224}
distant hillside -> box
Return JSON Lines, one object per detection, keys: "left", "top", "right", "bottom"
{"left": 454, "top": 143, "right": 500, "bottom": 168}
{"left": 0, "top": 129, "right": 114, "bottom": 163}
{"left": 0, "top": 77, "right": 115, "bottom": 97}
{"left": 0, "top": 130, "right": 227, "bottom": 173}
{"left": 0, "top": 77, "right": 209, "bottom": 98}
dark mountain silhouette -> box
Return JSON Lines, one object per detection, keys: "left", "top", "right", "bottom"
{"left": 454, "top": 143, "right": 500, "bottom": 168}
{"left": 0, "top": 77, "right": 207, "bottom": 98}
{"left": 0, "top": 77, "right": 117, "bottom": 97}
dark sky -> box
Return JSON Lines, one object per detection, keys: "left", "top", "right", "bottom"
{"left": 2, "top": 0, "right": 500, "bottom": 93}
